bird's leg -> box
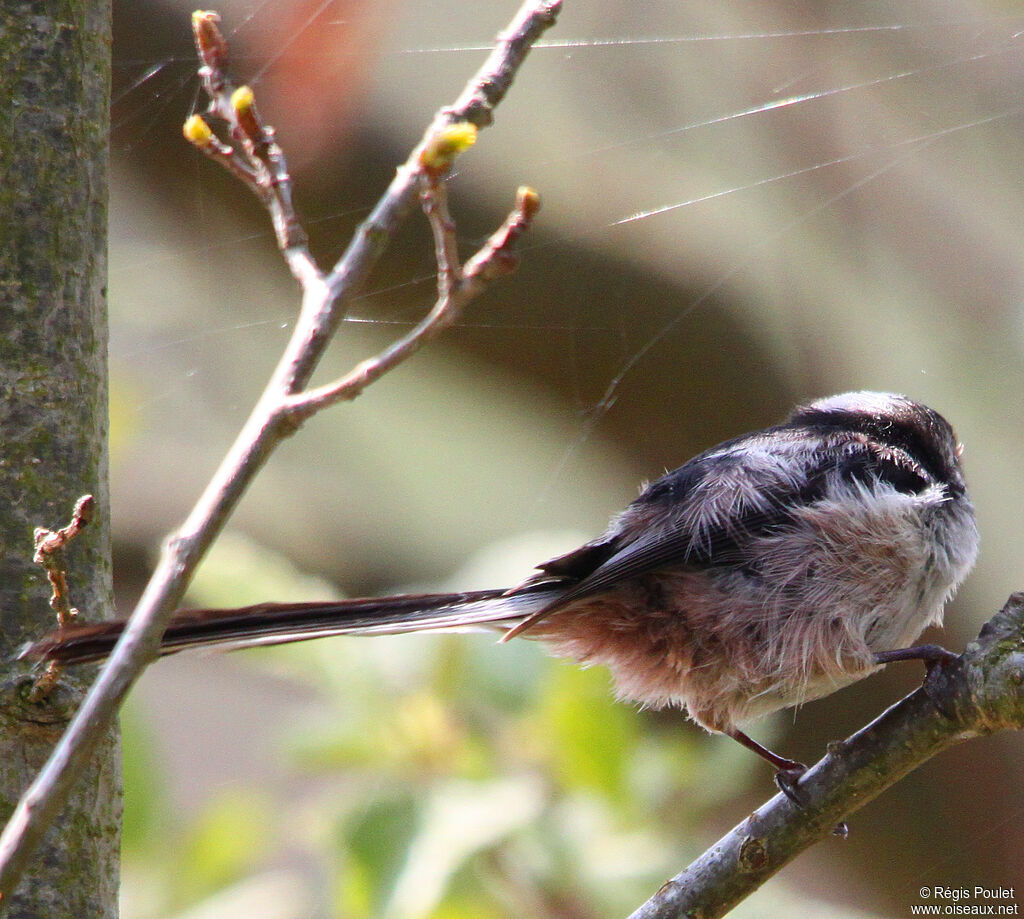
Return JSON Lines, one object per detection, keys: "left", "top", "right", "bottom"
{"left": 727, "top": 727, "right": 808, "bottom": 805}
{"left": 872, "top": 643, "right": 958, "bottom": 674}
{"left": 727, "top": 727, "right": 848, "bottom": 834}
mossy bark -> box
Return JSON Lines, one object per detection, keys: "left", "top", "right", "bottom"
{"left": 0, "top": 2, "right": 119, "bottom": 916}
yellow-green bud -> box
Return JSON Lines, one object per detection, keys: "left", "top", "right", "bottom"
{"left": 182, "top": 114, "right": 214, "bottom": 147}
{"left": 420, "top": 122, "right": 478, "bottom": 171}
{"left": 231, "top": 85, "right": 255, "bottom": 115}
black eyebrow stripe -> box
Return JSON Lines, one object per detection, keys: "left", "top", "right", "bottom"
{"left": 791, "top": 407, "right": 953, "bottom": 486}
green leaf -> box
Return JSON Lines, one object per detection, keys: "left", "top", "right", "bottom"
{"left": 534, "top": 663, "right": 639, "bottom": 803}
{"left": 176, "top": 787, "right": 274, "bottom": 902}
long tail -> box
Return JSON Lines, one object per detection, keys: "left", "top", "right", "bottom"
{"left": 21, "top": 585, "right": 561, "bottom": 666}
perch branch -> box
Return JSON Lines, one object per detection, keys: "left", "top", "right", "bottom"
{"left": 626, "top": 593, "right": 1024, "bottom": 919}
{"left": 0, "top": 0, "right": 560, "bottom": 903}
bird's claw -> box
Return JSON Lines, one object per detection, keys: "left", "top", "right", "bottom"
{"left": 774, "top": 763, "right": 809, "bottom": 806}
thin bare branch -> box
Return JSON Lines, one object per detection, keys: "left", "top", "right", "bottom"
{"left": 284, "top": 184, "right": 541, "bottom": 418}
{"left": 421, "top": 173, "right": 464, "bottom": 301}
{"left": 0, "top": 0, "right": 561, "bottom": 901}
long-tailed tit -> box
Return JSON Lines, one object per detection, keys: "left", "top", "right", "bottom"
{"left": 25, "top": 391, "right": 979, "bottom": 795}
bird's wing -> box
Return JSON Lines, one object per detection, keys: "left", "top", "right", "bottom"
{"left": 503, "top": 428, "right": 931, "bottom": 639}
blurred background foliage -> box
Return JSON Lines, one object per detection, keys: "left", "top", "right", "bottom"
{"left": 106, "top": 0, "right": 1024, "bottom": 916}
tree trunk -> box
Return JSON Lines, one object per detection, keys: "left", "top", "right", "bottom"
{"left": 0, "top": 2, "right": 119, "bottom": 916}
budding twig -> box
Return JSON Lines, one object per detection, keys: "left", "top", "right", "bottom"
{"left": 0, "top": 1, "right": 562, "bottom": 902}
{"left": 282, "top": 129, "right": 542, "bottom": 419}
{"left": 32, "top": 494, "right": 94, "bottom": 627}
{"left": 27, "top": 495, "right": 95, "bottom": 701}
{"left": 464, "top": 185, "right": 541, "bottom": 283}
{"left": 185, "top": 12, "right": 314, "bottom": 282}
